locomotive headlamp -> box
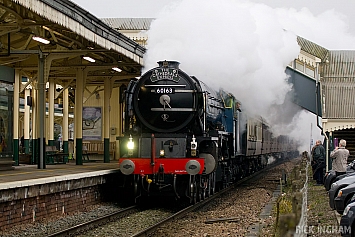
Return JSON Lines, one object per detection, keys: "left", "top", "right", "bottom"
{"left": 160, "top": 141, "right": 165, "bottom": 157}
{"left": 127, "top": 135, "right": 134, "bottom": 155}
{"left": 191, "top": 135, "right": 197, "bottom": 157}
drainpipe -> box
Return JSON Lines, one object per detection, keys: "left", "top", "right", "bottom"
{"left": 315, "top": 60, "right": 328, "bottom": 171}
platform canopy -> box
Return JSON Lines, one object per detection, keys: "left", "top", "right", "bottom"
{"left": 0, "top": 0, "right": 145, "bottom": 91}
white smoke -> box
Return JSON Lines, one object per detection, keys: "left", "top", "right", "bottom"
{"left": 143, "top": 0, "right": 348, "bottom": 152}
{"left": 273, "top": 7, "right": 355, "bottom": 50}
{"left": 267, "top": 156, "right": 276, "bottom": 165}
{"left": 144, "top": 0, "right": 299, "bottom": 116}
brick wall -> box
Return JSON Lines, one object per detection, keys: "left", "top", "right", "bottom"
{"left": 0, "top": 186, "right": 101, "bottom": 230}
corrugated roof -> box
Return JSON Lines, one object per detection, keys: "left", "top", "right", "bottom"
{"left": 321, "top": 51, "right": 355, "bottom": 119}
{"left": 297, "top": 36, "right": 329, "bottom": 61}
{"left": 325, "top": 51, "right": 355, "bottom": 78}
{"left": 101, "top": 18, "right": 154, "bottom": 30}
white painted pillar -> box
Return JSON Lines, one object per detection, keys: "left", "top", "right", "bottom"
{"left": 13, "top": 70, "right": 20, "bottom": 165}
{"left": 32, "top": 88, "right": 37, "bottom": 141}
{"left": 63, "top": 88, "right": 69, "bottom": 142}
{"left": 75, "top": 69, "right": 84, "bottom": 165}
{"left": 103, "top": 78, "right": 111, "bottom": 162}
{"left": 13, "top": 70, "right": 20, "bottom": 140}
{"left": 48, "top": 78, "right": 55, "bottom": 144}
{"left": 62, "top": 88, "right": 69, "bottom": 158}
{"left": 24, "top": 88, "right": 31, "bottom": 154}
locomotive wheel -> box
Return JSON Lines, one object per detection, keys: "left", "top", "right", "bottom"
{"left": 202, "top": 186, "right": 206, "bottom": 200}
{"left": 192, "top": 182, "right": 197, "bottom": 204}
{"left": 133, "top": 175, "right": 141, "bottom": 204}
{"left": 134, "top": 176, "right": 138, "bottom": 196}
{"left": 197, "top": 178, "right": 202, "bottom": 201}
{"left": 189, "top": 175, "right": 197, "bottom": 204}
{"left": 200, "top": 177, "right": 206, "bottom": 201}
{"left": 202, "top": 176, "right": 210, "bottom": 199}
{"left": 209, "top": 172, "right": 216, "bottom": 196}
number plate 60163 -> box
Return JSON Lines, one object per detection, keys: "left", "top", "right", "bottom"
{"left": 155, "top": 88, "right": 175, "bottom": 94}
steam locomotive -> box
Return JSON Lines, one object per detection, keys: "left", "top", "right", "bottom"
{"left": 119, "top": 60, "right": 298, "bottom": 203}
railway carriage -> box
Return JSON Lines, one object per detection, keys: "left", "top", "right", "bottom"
{"left": 118, "top": 60, "right": 298, "bottom": 203}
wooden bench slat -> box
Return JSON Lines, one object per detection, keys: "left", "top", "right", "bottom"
{"left": 82, "top": 141, "right": 116, "bottom": 159}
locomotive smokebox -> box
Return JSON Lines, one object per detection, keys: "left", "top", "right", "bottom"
{"left": 158, "top": 60, "right": 180, "bottom": 69}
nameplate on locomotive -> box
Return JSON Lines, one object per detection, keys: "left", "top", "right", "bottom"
{"left": 150, "top": 68, "right": 179, "bottom": 82}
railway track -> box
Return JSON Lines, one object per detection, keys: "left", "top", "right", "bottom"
{"left": 131, "top": 161, "right": 276, "bottom": 237}
{"left": 47, "top": 205, "right": 139, "bottom": 237}
{"left": 48, "top": 158, "right": 291, "bottom": 237}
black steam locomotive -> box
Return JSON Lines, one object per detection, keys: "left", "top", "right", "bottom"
{"left": 119, "top": 60, "right": 298, "bottom": 203}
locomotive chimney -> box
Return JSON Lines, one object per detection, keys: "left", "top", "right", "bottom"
{"left": 158, "top": 60, "right": 180, "bottom": 69}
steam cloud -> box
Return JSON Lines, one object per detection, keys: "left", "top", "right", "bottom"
{"left": 143, "top": 0, "right": 355, "bottom": 152}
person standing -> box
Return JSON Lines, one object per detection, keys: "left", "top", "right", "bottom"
{"left": 330, "top": 139, "right": 350, "bottom": 177}
{"left": 311, "top": 140, "right": 326, "bottom": 185}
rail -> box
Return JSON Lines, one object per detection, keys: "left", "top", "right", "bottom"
{"left": 47, "top": 205, "right": 138, "bottom": 237}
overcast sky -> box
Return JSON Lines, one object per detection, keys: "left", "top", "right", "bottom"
{"left": 71, "top": 0, "right": 354, "bottom": 20}
{"left": 72, "top": 0, "right": 355, "bottom": 37}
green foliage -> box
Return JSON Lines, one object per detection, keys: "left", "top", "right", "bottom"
{"left": 278, "top": 195, "right": 293, "bottom": 214}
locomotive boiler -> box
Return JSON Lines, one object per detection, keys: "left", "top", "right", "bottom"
{"left": 118, "top": 60, "right": 297, "bottom": 203}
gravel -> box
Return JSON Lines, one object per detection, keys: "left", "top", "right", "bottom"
{"left": 76, "top": 208, "right": 174, "bottom": 237}
{"left": 153, "top": 158, "right": 299, "bottom": 237}
{"left": 0, "top": 204, "right": 124, "bottom": 237}
{"left": 0, "top": 158, "right": 299, "bottom": 237}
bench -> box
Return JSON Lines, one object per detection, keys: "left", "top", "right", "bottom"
{"left": 46, "top": 146, "right": 68, "bottom": 164}
{"left": 0, "top": 158, "right": 14, "bottom": 171}
{"left": 82, "top": 141, "right": 116, "bottom": 160}
{"left": 82, "top": 145, "right": 95, "bottom": 161}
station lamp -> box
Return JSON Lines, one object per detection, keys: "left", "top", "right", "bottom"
{"left": 83, "top": 56, "right": 95, "bottom": 63}
{"left": 112, "top": 67, "right": 122, "bottom": 72}
{"left": 32, "top": 36, "right": 50, "bottom": 45}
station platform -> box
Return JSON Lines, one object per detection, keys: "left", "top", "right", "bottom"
{"left": 0, "top": 160, "right": 122, "bottom": 230}
{"left": 0, "top": 161, "right": 120, "bottom": 190}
